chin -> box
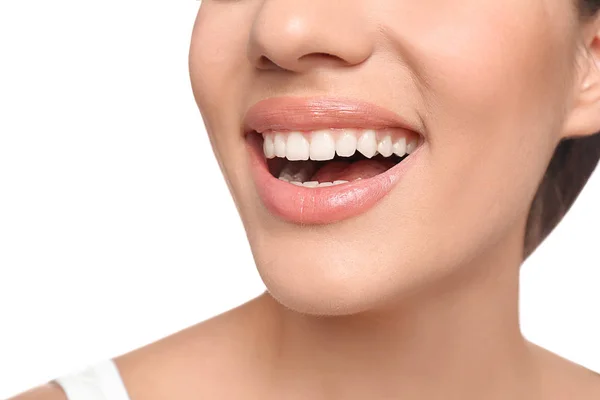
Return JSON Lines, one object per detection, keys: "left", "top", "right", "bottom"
{"left": 259, "top": 266, "right": 390, "bottom": 317}
{"left": 245, "top": 221, "right": 431, "bottom": 316}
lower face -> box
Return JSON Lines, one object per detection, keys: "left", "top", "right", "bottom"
{"left": 190, "top": 0, "right": 579, "bottom": 315}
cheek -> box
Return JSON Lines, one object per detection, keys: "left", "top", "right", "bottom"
{"left": 378, "top": 1, "right": 576, "bottom": 255}
{"left": 189, "top": 2, "right": 254, "bottom": 139}
{"left": 189, "top": 3, "right": 258, "bottom": 199}
{"left": 383, "top": 0, "right": 574, "bottom": 126}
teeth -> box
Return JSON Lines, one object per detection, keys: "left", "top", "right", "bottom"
{"left": 274, "top": 133, "right": 287, "bottom": 158}
{"left": 286, "top": 132, "right": 310, "bottom": 161}
{"left": 335, "top": 131, "right": 357, "bottom": 157}
{"left": 393, "top": 137, "right": 406, "bottom": 157}
{"left": 283, "top": 179, "right": 350, "bottom": 188}
{"left": 263, "top": 129, "right": 420, "bottom": 160}
{"left": 377, "top": 135, "right": 393, "bottom": 157}
{"left": 357, "top": 130, "right": 378, "bottom": 158}
{"left": 263, "top": 133, "right": 275, "bottom": 159}
{"left": 407, "top": 138, "right": 418, "bottom": 154}
{"left": 310, "top": 130, "right": 336, "bottom": 161}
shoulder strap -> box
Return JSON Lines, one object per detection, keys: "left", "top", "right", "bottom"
{"left": 54, "top": 359, "right": 131, "bottom": 400}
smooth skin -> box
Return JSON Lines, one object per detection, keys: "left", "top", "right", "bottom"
{"left": 13, "top": 0, "right": 600, "bottom": 399}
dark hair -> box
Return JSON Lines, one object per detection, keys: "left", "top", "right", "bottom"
{"left": 523, "top": 0, "right": 600, "bottom": 259}
{"left": 580, "top": 0, "right": 600, "bottom": 16}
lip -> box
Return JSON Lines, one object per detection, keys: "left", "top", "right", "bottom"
{"left": 243, "top": 96, "right": 421, "bottom": 134}
{"left": 243, "top": 97, "right": 423, "bottom": 224}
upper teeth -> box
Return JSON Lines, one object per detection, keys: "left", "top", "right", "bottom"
{"left": 262, "top": 129, "right": 419, "bottom": 161}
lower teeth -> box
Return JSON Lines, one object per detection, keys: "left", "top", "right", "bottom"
{"left": 273, "top": 151, "right": 402, "bottom": 188}
{"left": 281, "top": 178, "right": 349, "bottom": 188}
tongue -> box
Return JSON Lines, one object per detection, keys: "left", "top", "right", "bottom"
{"left": 311, "top": 159, "right": 396, "bottom": 182}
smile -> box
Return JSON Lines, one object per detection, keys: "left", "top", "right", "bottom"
{"left": 244, "top": 97, "right": 424, "bottom": 224}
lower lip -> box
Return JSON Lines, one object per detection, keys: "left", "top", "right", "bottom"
{"left": 246, "top": 133, "right": 421, "bottom": 224}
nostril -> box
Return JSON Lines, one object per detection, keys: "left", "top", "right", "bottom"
{"left": 310, "top": 52, "right": 338, "bottom": 59}
{"left": 254, "top": 52, "right": 349, "bottom": 72}
{"left": 257, "top": 55, "right": 283, "bottom": 70}
{"left": 298, "top": 52, "right": 348, "bottom": 66}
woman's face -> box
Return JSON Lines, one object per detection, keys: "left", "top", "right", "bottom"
{"left": 190, "top": 0, "right": 585, "bottom": 314}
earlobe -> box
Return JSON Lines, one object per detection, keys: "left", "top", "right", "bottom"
{"left": 563, "top": 23, "right": 600, "bottom": 139}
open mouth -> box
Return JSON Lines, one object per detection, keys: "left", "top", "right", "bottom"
{"left": 259, "top": 128, "right": 421, "bottom": 187}
{"left": 243, "top": 96, "right": 424, "bottom": 224}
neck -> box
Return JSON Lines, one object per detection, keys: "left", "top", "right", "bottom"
{"left": 260, "top": 230, "right": 540, "bottom": 399}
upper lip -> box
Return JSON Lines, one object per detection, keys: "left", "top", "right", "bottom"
{"left": 242, "top": 96, "right": 421, "bottom": 135}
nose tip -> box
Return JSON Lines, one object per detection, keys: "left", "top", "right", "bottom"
{"left": 247, "top": 3, "right": 374, "bottom": 72}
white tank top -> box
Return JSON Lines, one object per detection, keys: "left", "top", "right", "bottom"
{"left": 54, "top": 359, "right": 131, "bottom": 400}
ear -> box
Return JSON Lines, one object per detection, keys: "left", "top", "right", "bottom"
{"left": 563, "top": 16, "right": 600, "bottom": 139}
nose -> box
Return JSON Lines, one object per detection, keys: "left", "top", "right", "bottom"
{"left": 247, "top": 0, "right": 374, "bottom": 72}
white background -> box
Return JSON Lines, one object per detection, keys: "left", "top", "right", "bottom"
{"left": 0, "top": 1, "right": 599, "bottom": 398}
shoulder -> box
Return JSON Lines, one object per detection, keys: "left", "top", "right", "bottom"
{"left": 115, "top": 293, "right": 276, "bottom": 400}
{"left": 529, "top": 342, "right": 600, "bottom": 400}
{"left": 8, "top": 383, "right": 66, "bottom": 400}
